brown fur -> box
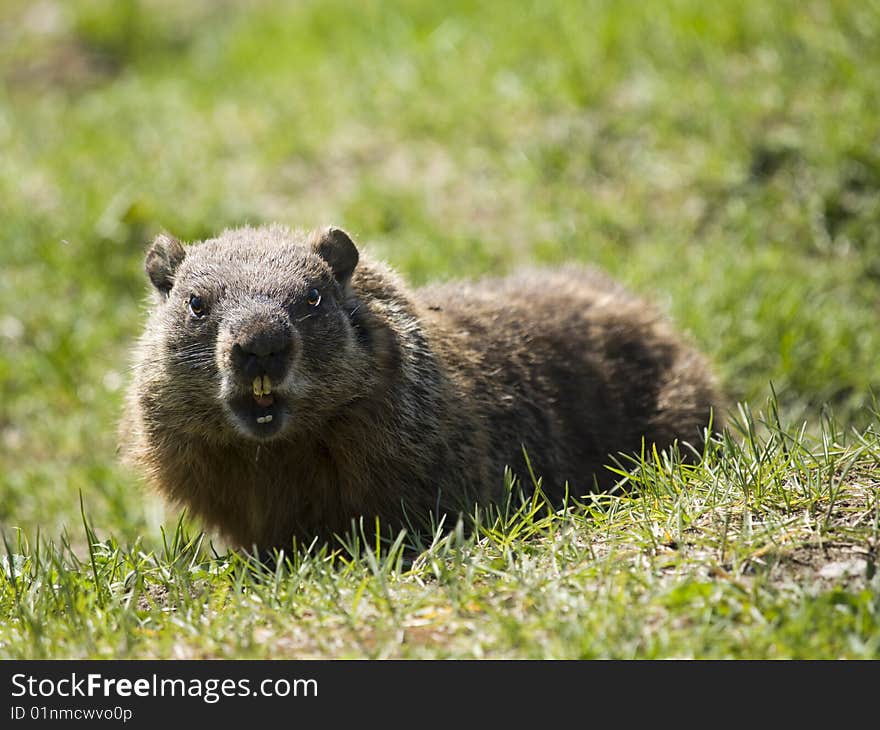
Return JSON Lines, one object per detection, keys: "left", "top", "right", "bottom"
{"left": 121, "top": 224, "right": 724, "bottom": 549}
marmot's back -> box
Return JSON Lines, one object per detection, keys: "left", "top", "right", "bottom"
{"left": 122, "top": 226, "right": 723, "bottom": 548}
{"left": 417, "top": 267, "right": 722, "bottom": 500}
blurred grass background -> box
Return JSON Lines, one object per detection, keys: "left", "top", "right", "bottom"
{"left": 1, "top": 0, "right": 879, "bottom": 544}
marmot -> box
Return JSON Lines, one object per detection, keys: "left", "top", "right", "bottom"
{"left": 122, "top": 224, "right": 723, "bottom": 549}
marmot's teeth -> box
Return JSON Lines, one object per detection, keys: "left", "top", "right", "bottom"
{"left": 252, "top": 375, "right": 272, "bottom": 397}
{"left": 256, "top": 415, "right": 273, "bottom": 424}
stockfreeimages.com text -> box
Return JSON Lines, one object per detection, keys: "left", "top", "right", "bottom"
{"left": 11, "top": 673, "right": 317, "bottom": 704}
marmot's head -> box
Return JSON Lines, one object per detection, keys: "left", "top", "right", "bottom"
{"left": 140, "top": 225, "right": 367, "bottom": 442}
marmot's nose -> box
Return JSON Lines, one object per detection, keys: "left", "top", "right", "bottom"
{"left": 231, "top": 331, "right": 292, "bottom": 381}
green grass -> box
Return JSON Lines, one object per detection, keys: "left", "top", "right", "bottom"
{"left": 3, "top": 405, "right": 879, "bottom": 658}
{"left": 1, "top": 0, "right": 879, "bottom": 658}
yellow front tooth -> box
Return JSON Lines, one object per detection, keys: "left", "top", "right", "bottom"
{"left": 263, "top": 375, "right": 272, "bottom": 395}
{"left": 253, "top": 377, "right": 263, "bottom": 397}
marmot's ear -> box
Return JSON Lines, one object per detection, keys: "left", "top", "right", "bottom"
{"left": 145, "top": 233, "right": 186, "bottom": 296}
{"left": 309, "top": 226, "right": 359, "bottom": 287}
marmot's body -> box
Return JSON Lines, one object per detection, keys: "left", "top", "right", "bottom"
{"left": 123, "top": 225, "right": 722, "bottom": 548}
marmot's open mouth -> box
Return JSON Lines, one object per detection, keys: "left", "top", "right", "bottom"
{"left": 226, "top": 374, "right": 286, "bottom": 438}
{"left": 252, "top": 375, "right": 275, "bottom": 423}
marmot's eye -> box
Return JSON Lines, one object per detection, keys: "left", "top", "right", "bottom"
{"left": 188, "top": 294, "right": 207, "bottom": 318}
{"left": 307, "top": 288, "right": 321, "bottom": 307}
